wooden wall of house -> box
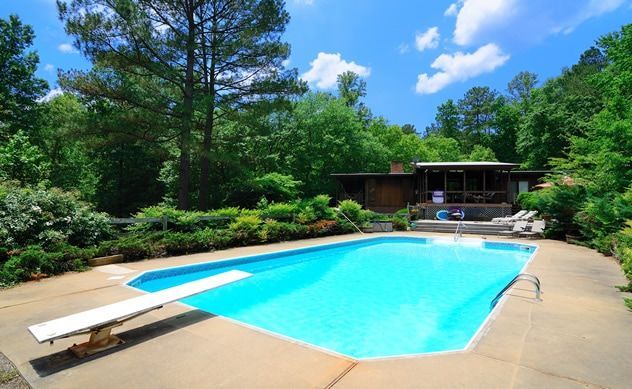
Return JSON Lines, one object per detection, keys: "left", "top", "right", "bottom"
{"left": 365, "top": 176, "right": 414, "bottom": 213}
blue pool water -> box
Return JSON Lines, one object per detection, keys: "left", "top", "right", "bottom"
{"left": 128, "top": 237, "right": 535, "bottom": 359}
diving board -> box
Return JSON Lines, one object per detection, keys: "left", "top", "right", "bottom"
{"left": 28, "top": 269, "right": 252, "bottom": 357}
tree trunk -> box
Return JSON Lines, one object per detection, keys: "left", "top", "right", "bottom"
{"left": 178, "top": 1, "right": 196, "bottom": 210}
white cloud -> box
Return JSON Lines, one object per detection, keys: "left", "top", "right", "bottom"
{"left": 415, "top": 27, "right": 440, "bottom": 52}
{"left": 452, "top": 0, "right": 626, "bottom": 46}
{"left": 444, "top": 3, "right": 459, "bottom": 16}
{"left": 37, "top": 88, "right": 64, "bottom": 103}
{"left": 398, "top": 43, "right": 410, "bottom": 54}
{"left": 281, "top": 59, "right": 291, "bottom": 68}
{"left": 293, "top": 0, "right": 314, "bottom": 5}
{"left": 302, "top": 52, "right": 370, "bottom": 89}
{"left": 560, "top": 0, "right": 624, "bottom": 34}
{"left": 43, "top": 64, "right": 55, "bottom": 73}
{"left": 415, "top": 43, "right": 509, "bottom": 94}
{"left": 58, "top": 43, "right": 78, "bottom": 54}
{"left": 453, "top": 0, "right": 516, "bottom": 46}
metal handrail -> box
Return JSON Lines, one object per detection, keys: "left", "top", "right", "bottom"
{"left": 454, "top": 219, "right": 466, "bottom": 241}
{"left": 490, "top": 273, "right": 542, "bottom": 309}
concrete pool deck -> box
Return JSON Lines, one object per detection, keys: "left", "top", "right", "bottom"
{"left": 1, "top": 232, "right": 631, "bottom": 388}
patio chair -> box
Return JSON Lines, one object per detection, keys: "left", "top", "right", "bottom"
{"left": 498, "top": 220, "right": 528, "bottom": 237}
{"left": 519, "top": 210, "right": 538, "bottom": 221}
{"left": 492, "top": 210, "right": 527, "bottom": 224}
{"left": 520, "top": 220, "right": 546, "bottom": 239}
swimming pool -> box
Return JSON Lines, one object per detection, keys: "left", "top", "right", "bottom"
{"left": 128, "top": 236, "right": 536, "bottom": 359}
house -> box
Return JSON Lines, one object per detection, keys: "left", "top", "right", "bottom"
{"left": 332, "top": 162, "right": 549, "bottom": 220}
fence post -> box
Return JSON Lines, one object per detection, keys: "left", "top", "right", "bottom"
{"left": 161, "top": 216, "right": 168, "bottom": 232}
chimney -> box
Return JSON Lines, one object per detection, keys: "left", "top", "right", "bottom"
{"left": 390, "top": 161, "right": 404, "bottom": 174}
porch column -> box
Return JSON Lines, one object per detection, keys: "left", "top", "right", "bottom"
{"left": 443, "top": 170, "right": 447, "bottom": 202}
{"left": 482, "top": 170, "right": 486, "bottom": 204}
{"left": 463, "top": 170, "right": 466, "bottom": 203}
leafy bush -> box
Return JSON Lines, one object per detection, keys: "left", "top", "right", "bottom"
{"left": 614, "top": 221, "right": 632, "bottom": 281}
{"left": 516, "top": 192, "right": 538, "bottom": 211}
{"left": 518, "top": 185, "right": 587, "bottom": 239}
{"left": 229, "top": 215, "right": 262, "bottom": 245}
{"left": 296, "top": 206, "right": 317, "bottom": 224}
{"left": 98, "top": 233, "right": 167, "bottom": 261}
{"left": 260, "top": 202, "right": 298, "bottom": 220}
{"left": 306, "top": 195, "right": 335, "bottom": 220}
{"left": 391, "top": 217, "right": 409, "bottom": 231}
{"left": 130, "top": 206, "right": 232, "bottom": 232}
{"left": 575, "top": 189, "right": 632, "bottom": 253}
{"left": 338, "top": 199, "right": 363, "bottom": 224}
{"left": 0, "top": 244, "right": 95, "bottom": 287}
{"left": 0, "top": 183, "right": 112, "bottom": 249}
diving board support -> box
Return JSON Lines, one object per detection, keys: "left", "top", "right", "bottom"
{"left": 28, "top": 270, "right": 252, "bottom": 358}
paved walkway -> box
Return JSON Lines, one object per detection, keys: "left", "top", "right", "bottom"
{"left": 1, "top": 233, "right": 631, "bottom": 388}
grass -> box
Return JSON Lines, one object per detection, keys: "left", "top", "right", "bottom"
{"left": 625, "top": 298, "right": 632, "bottom": 311}
{"left": 0, "top": 369, "right": 18, "bottom": 385}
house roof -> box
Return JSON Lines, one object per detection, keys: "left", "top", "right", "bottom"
{"left": 413, "top": 161, "right": 519, "bottom": 170}
{"left": 330, "top": 172, "right": 413, "bottom": 177}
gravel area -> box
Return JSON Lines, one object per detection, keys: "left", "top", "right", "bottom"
{"left": 0, "top": 353, "right": 29, "bottom": 389}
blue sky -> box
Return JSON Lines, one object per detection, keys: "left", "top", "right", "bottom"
{"left": 2, "top": 0, "right": 631, "bottom": 130}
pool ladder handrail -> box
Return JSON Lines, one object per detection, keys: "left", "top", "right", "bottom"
{"left": 454, "top": 219, "right": 466, "bottom": 242}
{"left": 490, "top": 273, "right": 542, "bottom": 309}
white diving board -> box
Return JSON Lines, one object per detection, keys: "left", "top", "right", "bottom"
{"left": 28, "top": 269, "right": 252, "bottom": 357}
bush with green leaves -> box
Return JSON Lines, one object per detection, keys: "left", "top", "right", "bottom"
{"left": 574, "top": 189, "right": 632, "bottom": 253}
{"left": 517, "top": 185, "right": 587, "bottom": 239}
{"left": 0, "top": 243, "right": 95, "bottom": 286}
{"left": 337, "top": 199, "right": 363, "bottom": 224}
{"left": 0, "top": 183, "right": 112, "bottom": 249}
{"left": 259, "top": 202, "right": 298, "bottom": 220}
{"left": 229, "top": 215, "right": 263, "bottom": 245}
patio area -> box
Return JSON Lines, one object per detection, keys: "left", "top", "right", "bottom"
{"left": 1, "top": 233, "right": 631, "bottom": 388}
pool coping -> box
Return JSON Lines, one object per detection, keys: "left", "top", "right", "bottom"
{"left": 123, "top": 234, "right": 540, "bottom": 362}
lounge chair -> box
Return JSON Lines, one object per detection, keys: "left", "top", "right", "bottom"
{"left": 520, "top": 220, "right": 546, "bottom": 239}
{"left": 519, "top": 210, "right": 538, "bottom": 221}
{"left": 498, "top": 220, "right": 528, "bottom": 237}
{"left": 28, "top": 270, "right": 252, "bottom": 357}
{"left": 492, "top": 210, "right": 527, "bottom": 224}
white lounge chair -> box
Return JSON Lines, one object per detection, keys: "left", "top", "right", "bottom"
{"left": 520, "top": 220, "right": 546, "bottom": 239}
{"left": 28, "top": 269, "right": 252, "bottom": 357}
{"left": 498, "top": 220, "right": 528, "bottom": 237}
{"left": 519, "top": 210, "right": 538, "bottom": 221}
{"left": 492, "top": 210, "right": 527, "bottom": 224}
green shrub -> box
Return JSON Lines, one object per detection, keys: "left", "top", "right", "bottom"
{"left": 0, "top": 244, "right": 95, "bottom": 287}
{"left": 516, "top": 192, "right": 538, "bottom": 210}
{"left": 391, "top": 217, "right": 409, "bottom": 231}
{"left": 614, "top": 221, "right": 632, "bottom": 280}
{"left": 575, "top": 189, "right": 632, "bottom": 253}
{"left": 307, "top": 195, "right": 336, "bottom": 220}
{"left": 130, "top": 206, "right": 231, "bottom": 232}
{"left": 98, "top": 233, "right": 166, "bottom": 261}
{"left": 338, "top": 200, "right": 363, "bottom": 224}
{"left": 258, "top": 219, "right": 283, "bottom": 242}
{"left": 229, "top": 215, "right": 262, "bottom": 245}
{"left": 260, "top": 202, "right": 298, "bottom": 220}
{"left": 0, "top": 183, "right": 112, "bottom": 249}
{"left": 296, "top": 206, "right": 317, "bottom": 224}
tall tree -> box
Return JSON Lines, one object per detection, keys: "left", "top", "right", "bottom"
{"left": 0, "top": 15, "right": 48, "bottom": 139}
{"left": 195, "top": 0, "right": 301, "bottom": 210}
{"left": 507, "top": 71, "right": 538, "bottom": 108}
{"left": 457, "top": 87, "right": 501, "bottom": 151}
{"left": 432, "top": 99, "right": 461, "bottom": 141}
{"left": 59, "top": 0, "right": 202, "bottom": 209}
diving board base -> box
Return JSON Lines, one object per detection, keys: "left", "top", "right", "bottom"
{"left": 69, "top": 323, "right": 124, "bottom": 358}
